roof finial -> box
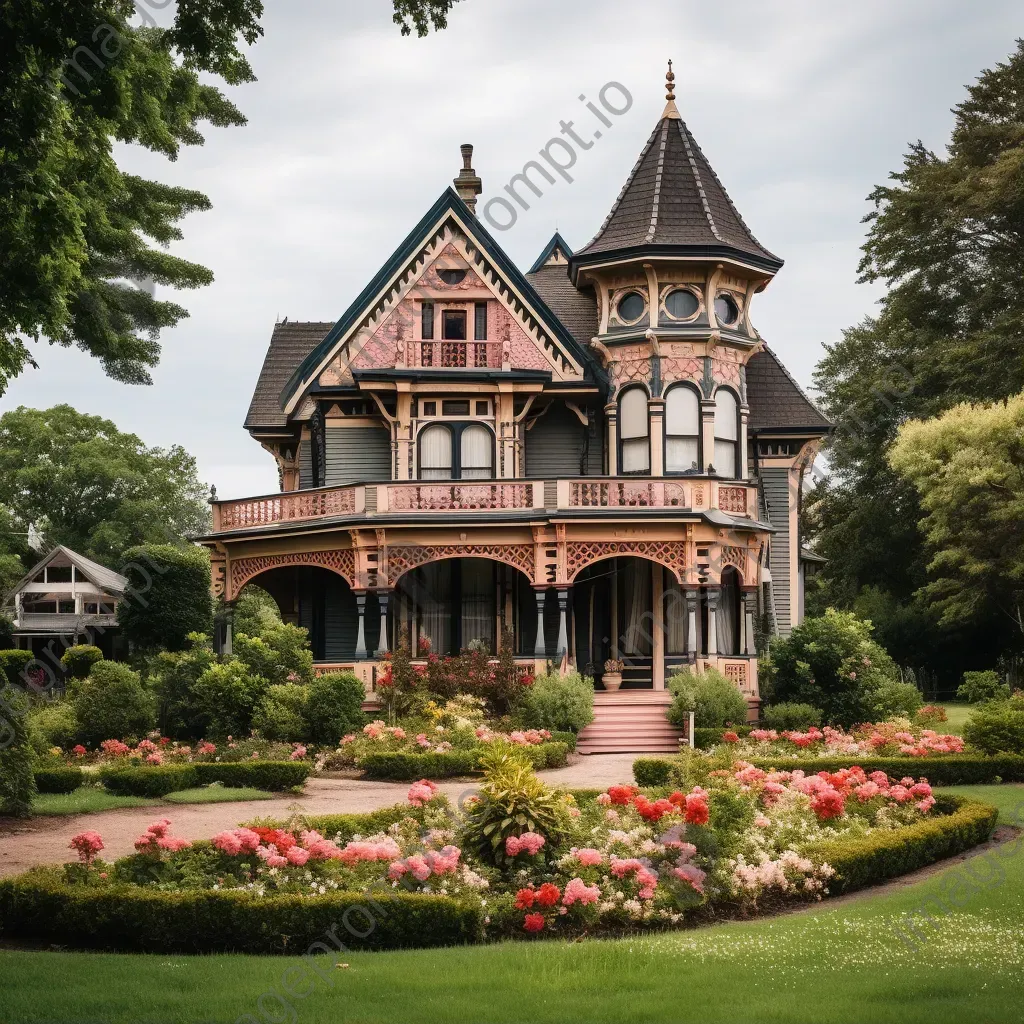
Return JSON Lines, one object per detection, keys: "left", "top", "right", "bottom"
{"left": 661, "top": 58, "right": 681, "bottom": 120}
{"left": 453, "top": 143, "right": 483, "bottom": 216}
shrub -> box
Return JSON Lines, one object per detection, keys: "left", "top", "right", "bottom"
{"left": 666, "top": 668, "right": 748, "bottom": 729}
{"left": 916, "top": 704, "right": 948, "bottom": 726}
{"left": 962, "top": 696, "right": 1024, "bottom": 755}
{"left": 253, "top": 684, "right": 309, "bottom": 742}
{"left": 763, "top": 610, "right": 900, "bottom": 728}
{"left": 100, "top": 763, "right": 197, "bottom": 797}
{"left": 118, "top": 544, "right": 213, "bottom": 652}
{"left": 27, "top": 700, "right": 79, "bottom": 750}
{"left": 0, "top": 687, "right": 36, "bottom": 815}
{"left": 191, "top": 661, "right": 269, "bottom": 739}
{"left": 357, "top": 742, "right": 569, "bottom": 781}
{"left": 60, "top": 645, "right": 103, "bottom": 679}
{"left": 303, "top": 671, "right": 365, "bottom": 743}
{"left": 632, "top": 757, "right": 674, "bottom": 787}
{"left": 693, "top": 725, "right": 753, "bottom": 749}
{"left": 192, "top": 761, "right": 310, "bottom": 791}
{"left": 0, "top": 649, "right": 33, "bottom": 687}
{"left": 0, "top": 614, "right": 13, "bottom": 650}
{"left": 73, "top": 662, "right": 155, "bottom": 747}
{"left": 762, "top": 702, "right": 822, "bottom": 731}
{"left": 869, "top": 680, "right": 924, "bottom": 721}
{"left": 234, "top": 623, "right": 314, "bottom": 687}
{"left": 150, "top": 633, "right": 217, "bottom": 739}
{"left": 517, "top": 671, "right": 594, "bottom": 733}
{"left": 35, "top": 766, "right": 84, "bottom": 794}
{"left": 957, "top": 670, "right": 1010, "bottom": 705}
{"left": 232, "top": 586, "right": 283, "bottom": 639}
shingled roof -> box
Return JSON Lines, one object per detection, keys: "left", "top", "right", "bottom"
{"left": 572, "top": 107, "right": 781, "bottom": 274}
{"left": 245, "top": 321, "right": 333, "bottom": 431}
{"left": 746, "top": 345, "right": 831, "bottom": 433}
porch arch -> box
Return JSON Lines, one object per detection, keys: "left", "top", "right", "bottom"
{"left": 228, "top": 549, "right": 356, "bottom": 601}
{"left": 385, "top": 543, "right": 535, "bottom": 587}
{"left": 566, "top": 540, "right": 687, "bottom": 585}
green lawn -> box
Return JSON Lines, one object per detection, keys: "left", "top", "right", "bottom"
{"left": 1, "top": 784, "right": 1022, "bottom": 1024}
{"left": 31, "top": 785, "right": 275, "bottom": 815}
{"left": 162, "top": 786, "right": 275, "bottom": 804}
{"left": 937, "top": 703, "right": 972, "bottom": 733}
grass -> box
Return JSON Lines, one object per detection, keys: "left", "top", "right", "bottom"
{"left": 937, "top": 703, "right": 972, "bottom": 733}
{"left": 1, "top": 784, "right": 1022, "bottom": 1023}
{"left": 31, "top": 785, "right": 275, "bottom": 815}
{"left": 162, "top": 786, "right": 275, "bottom": 804}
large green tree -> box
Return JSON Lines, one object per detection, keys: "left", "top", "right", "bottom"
{"left": 0, "top": 405, "right": 209, "bottom": 566}
{"left": 0, "top": 1, "right": 459, "bottom": 394}
{"left": 809, "top": 40, "right": 1024, "bottom": 671}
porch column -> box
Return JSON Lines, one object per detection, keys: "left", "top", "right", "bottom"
{"left": 533, "top": 589, "right": 547, "bottom": 658}
{"left": 706, "top": 587, "right": 720, "bottom": 657}
{"left": 652, "top": 568, "right": 665, "bottom": 689}
{"left": 375, "top": 591, "right": 391, "bottom": 658}
{"left": 220, "top": 602, "right": 235, "bottom": 657}
{"left": 555, "top": 588, "right": 569, "bottom": 664}
{"left": 685, "top": 588, "right": 698, "bottom": 663}
{"left": 354, "top": 591, "right": 368, "bottom": 660}
{"left": 743, "top": 589, "right": 757, "bottom": 656}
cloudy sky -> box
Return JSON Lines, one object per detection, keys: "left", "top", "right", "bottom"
{"left": 5, "top": 0, "right": 1021, "bottom": 497}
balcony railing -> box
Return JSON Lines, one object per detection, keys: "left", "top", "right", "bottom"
{"left": 412, "top": 340, "right": 503, "bottom": 369}
{"left": 210, "top": 477, "right": 755, "bottom": 532}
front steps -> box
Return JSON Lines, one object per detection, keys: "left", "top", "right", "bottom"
{"left": 577, "top": 691, "right": 683, "bottom": 754}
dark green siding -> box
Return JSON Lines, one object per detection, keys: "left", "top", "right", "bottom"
{"left": 325, "top": 424, "right": 391, "bottom": 486}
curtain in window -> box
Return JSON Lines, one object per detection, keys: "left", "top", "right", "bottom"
{"left": 461, "top": 559, "right": 495, "bottom": 652}
{"left": 713, "top": 389, "right": 739, "bottom": 478}
{"left": 417, "top": 561, "right": 452, "bottom": 654}
{"left": 620, "top": 559, "right": 652, "bottom": 656}
{"left": 663, "top": 573, "right": 688, "bottom": 654}
{"left": 717, "top": 570, "right": 740, "bottom": 655}
{"left": 460, "top": 425, "right": 492, "bottom": 480}
{"left": 619, "top": 388, "right": 650, "bottom": 473}
{"left": 420, "top": 424, "right": 452, "bottom": 479}
{"left": 665, "top": 386, "right": 700, "bottom": 472}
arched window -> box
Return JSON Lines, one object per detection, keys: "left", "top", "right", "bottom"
{"left": 665, "top": 385, "right": 701, "bottom": 473}
{"left": 460, "top": 424, "right": 493, "bottom": 479}
{"left": 419, "top": 424, "right": 453, "bottom": 480}
{"left": 619, "top": 387, "right": 650, "bottom": 474}
{"left": 713, "top": 389, "right": 740, "bottom": 478}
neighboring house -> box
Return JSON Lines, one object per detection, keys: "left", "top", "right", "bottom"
{"left": 3, "top": 546, "right": 127, "bottom": 664}
{"left": 200, "top": 69, "right": 830, "bottom": 747}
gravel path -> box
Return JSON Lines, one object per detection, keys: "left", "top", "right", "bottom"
{"left": 0, "top": 753, "right": 638, "bottom": 877}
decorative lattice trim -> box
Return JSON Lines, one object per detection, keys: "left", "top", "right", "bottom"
{"left": 229, "top": 549, "right": 357, "bottom": 600}
{"left": 566, "top": 540, "right": 688, "bottom": 584}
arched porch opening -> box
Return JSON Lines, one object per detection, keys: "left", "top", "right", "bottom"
{"left": 716, "top": 566, "right": 743, "bottom": 657}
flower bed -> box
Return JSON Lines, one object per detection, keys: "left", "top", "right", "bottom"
{"left": 67, "top": 735, "right": 309, "bottom": 767}
{"left": 0, "top": 749, "right": 996, "bottom": 953}
{"left": 732, "top": 722, "right": 965, "bottom": 759}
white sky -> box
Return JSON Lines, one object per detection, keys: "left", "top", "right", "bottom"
{"left": 4, "top": 0, "right": 1021, "bottom": 498}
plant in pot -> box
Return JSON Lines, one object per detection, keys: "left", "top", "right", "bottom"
{"left": 602, "top": 658, "right": 625, "bottom": 692}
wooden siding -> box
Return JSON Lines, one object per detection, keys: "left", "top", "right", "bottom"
{"left": 525, "top": 403, "right": 587, "bottom": 478}
{"left": 760, "top": 467, "right": 792, "bottom": 634}
{"left": 298, "top": 440, "right": 313, "bottom": 489}
{"left": 325, "top": 424, "right": 391, "bottom": 487}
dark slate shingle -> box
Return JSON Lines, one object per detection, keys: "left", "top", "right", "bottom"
{"left": 746, "top": 345, "right": 831, "bottom": 432}
{"left": 245, "top": 322, "right": 334, "bottom": 430}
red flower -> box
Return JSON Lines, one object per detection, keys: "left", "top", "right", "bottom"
{"left": 721, "top": 731, "right": 740, "bottom": 743}
{"left": 607, "top": 785, "right": 638, "bottom": 806}
{"left": 514, "top": 887, "right": 536, "bottom": 909}
{"left": 523, "top": 913, "right": 545, "bottom": 933}
{"left": 667, "top": 791, "right": 685, "bottom": 808}
{"left": 684, "top": 794, "right": 709, "bottom": 825}
{"left": 535, "top": 883, "right": 561, "bottom": 908}
{"left": 810, "top": 788, "right": 846, "bottom": 821}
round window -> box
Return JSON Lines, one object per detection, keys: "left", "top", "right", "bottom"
{"left": 437, "top": 269, "right": 467, "bottom": 286}
{"left": 664, "top": 288, "right": 700, "bottom": 320}
{"left": 617, "top": 291, "right": 646, "bottom": 323}
{"left": 714, "top": 293, "right": 739, "bottom": 325}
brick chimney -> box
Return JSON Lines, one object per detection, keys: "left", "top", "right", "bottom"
{"left": 453, "top": 143, "right": 483, "bottom": 214}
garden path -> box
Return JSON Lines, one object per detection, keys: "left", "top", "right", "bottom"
{"left": 0, "top": 753, "right": 638, "bottom": 877}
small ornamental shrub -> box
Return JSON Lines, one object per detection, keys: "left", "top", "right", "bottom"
{"left": 957, "top": 670, "right": 1010, "bottom": 705}
{"left": 192, "top": 761, "right": 310, "bottom": 791}
{"left": 962, "top": 695, "right": 1024, "bottom": 755}
{"left": 253, "top": 684, "right": 309, "bottom": 742}
{"left": 869, "top": 680, "right": 924, "bottom": 721}
{"left": 0, "top": 686, "right": 36, "bottom": 815}
{"left": 234, "top": 623, "right": 314, "bottom": 687}
{"left": 517, "top": 671, "right": 594, "bottom": 733}
{"left": 150, "top": 633, "right": 217, "bottom": 739}
{"left": 666, "top": 669, "right": 748, "bottom": 729}
{"left": 916, "top": 704, "right": 948, "bottom": 726}
{"left": 27, "top": 700, "right": 79, "bottom": 751}
{"left": 118, "top": 544, "right": 213, "bottom": 652}
{"left": 60, "top": 645, "right": 103, "bottom": 679}
{"left": 0, "top": 649, "right": 33, "bottom": 687}
{"left": 191, "top": 661, "right": 269, "bottom": 739}
{"left": 73, "top": 662, "right": 155, "bottom": 747}
{"left": 100, "top": 763, "right": 198, "bottom": 797}
{"left": 762, "top": 703, "right": 822, "bottom": 731}
{"left": 35, "top": 766, "right": 84, "bottom": 794}
{"left": 303, "top": 671, "right": 365, "bottom": 743}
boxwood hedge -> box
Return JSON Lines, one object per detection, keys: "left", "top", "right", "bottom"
{"left": 358, "top": 741, "right": 569, "bottom": 781}
{"left": 99, "top": 760, "right": 310, "bottom": 797}
{"left": 33, "top": 766, "right": 84, "bottom": 794}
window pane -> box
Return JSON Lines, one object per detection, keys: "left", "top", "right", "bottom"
{"left": 441, "top": 400, "right": 470, "bottom": 416}
{"left": 460, "top": 425, "right": 492, "bottom": 478}
{"left": 666, "top": 437, "right": 699, "bottom": 473}
{"left": 665, "top": 288, "right": 699, "bottom": 319}
{"left": 622, "top": 437, "right": 650, "bottom": 473}
{"left": 619, "top": 388, "right": 648, "bottom": 440}
{"left": 461, "top": 560, "right": 495, "bottom": 651}
{"left": 420, "top": 424, "right": 452, "bottom": 479}
{"left": 714, "top": 439, "right": 737, "bottom": 478}
{"left": 442, "top": 310, "right": 467, "bottom": 340}
{"left": 666, "top": 387, "right": 699, "bottom": 435}
{"left": 714, "top": 389, "right": 738, "bottom": 441}
{"left": 421, "top": 302, "right": 434, "bottom": 340}
{"left": 474, "top": 302, "right": 488, "bottom": 340}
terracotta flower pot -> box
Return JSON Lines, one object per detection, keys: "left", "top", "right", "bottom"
{"left": 602, "top": 672, "right": 623, "bottom": 692}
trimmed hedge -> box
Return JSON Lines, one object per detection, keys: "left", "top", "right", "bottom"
{"left": 805, "top": 794, "right": 998, "bottom": 894}
{"left": 34, "top": 766, "right": 84, "bottom": 794}
{"left": 633, "top": 753, "right": 1024, "bottom": 788}
{"left": 549, "top": 730, "right": 578, "bottom": 752}
{"left": 358, "top": 742, "right": 569, "bottom": 781}
{"left": 0, "top": 875, "right": 482, "bottom": 954}
{"left": 99, "top": 760, "right": 311, "bottom": 797}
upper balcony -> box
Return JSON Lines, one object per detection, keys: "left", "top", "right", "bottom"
{"left": 209, "top": 477, "right": 759, "bottom": 534}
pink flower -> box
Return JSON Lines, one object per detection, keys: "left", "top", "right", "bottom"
{"left": 889, "top": 785, "right": 912, "bottom": 804}
{"left": 672, "top": 863, "right": 706, "bottom": 892}
{"left": 562, "top": 877, "right": 600, "bottom": 906}
{"left": 196, "top": 741, "right": 216, "bottom": 755}
{"left": 99, "top": 739, "right": 130, "bottom": 758}
{"left": 596, "top": 793, "right": 612, "bottom": 806}
{"left": 506, "top": 832, "right": 545, "bottom": 857}
{"left": 157, "top": 837, "right": 191, "bottom": 852}
{"left": 212, "top": 828, "right": 261, "bottom": 856}
{"left": 810, "top": 788, "right": 846, "bottom": 820}
{"left": 407, "top": 779, "right": 439, "bottom": 807}
{"left": 69, "top": 830, "right": 104, "bottom": 865}
{"left": 286, "top": 846, "right": 310, "bottom": 866}
{"left": 571, "top": 847, "right": 603, "bottom": 867}
{"left": 290, "top": 745, "right": 307, "bottom": 760}
{"left": 72, "top": 744, "right": 87, "bottom": 757}
{"left": 145, "top": 752, "right": 163, "bottom": 765}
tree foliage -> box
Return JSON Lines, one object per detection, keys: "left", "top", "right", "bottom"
{"left": 0, "top": 405, "right": 209, "bottom": 566}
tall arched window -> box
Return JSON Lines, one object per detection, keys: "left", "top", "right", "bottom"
{"left": 460, "top": 424, "right": 493, "bottom": 479}
{"left": 419, "top": 424, "right": 453, "bottom": 480}
{"left": 619, "top": 387, "right": 650, "bottom": 474}
{"left": 665, "top": 385, "right": 701, "bottom": 473}
{"left": 713, "top": 389, "right": 740, "bottom": 478}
